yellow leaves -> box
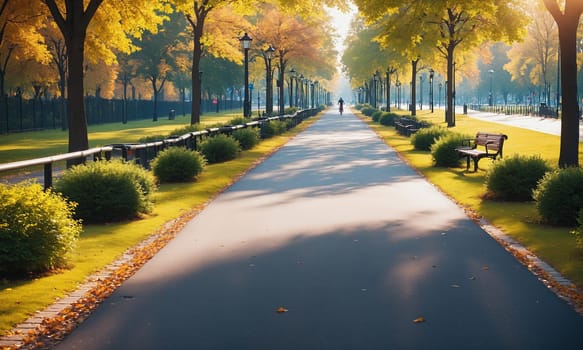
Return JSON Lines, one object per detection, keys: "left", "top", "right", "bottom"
{"left": 276, "top": 306, "right": 289, "bottom": 314}
{"left": 413, "top": 316, "right": 426, "bottom": 324}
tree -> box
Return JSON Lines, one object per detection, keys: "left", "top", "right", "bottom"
{"left": 543, "top": 0, "right": 583, "bottom": 168}
{"left": 355, "top": 0, "right": 527, "bottom": 126}
{"left": 132, "top": 13, "right": 189, "bottom": 121}
{"left": 42, "top": 0, "right": 166, "bottom": 160}
{"left": 252, "top": 5, "right": 337, "bottom": 114}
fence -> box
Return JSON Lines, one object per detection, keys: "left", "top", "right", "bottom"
{"left": 0, "top": 97, "right": 246, "bottom": 134}
{"left": 466, "top": 104, "right": 559, "bottom": 118}
{"left": 0, "top": 109, "right": 318, "bottom": 190}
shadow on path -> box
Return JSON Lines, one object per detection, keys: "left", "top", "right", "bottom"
{"left": 57, "top": 109, "right": 583, "bottom": 350}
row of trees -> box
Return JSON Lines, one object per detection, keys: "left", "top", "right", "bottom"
{"left": 0, "top": 0, "right": 348, "bottom": 161}
{"left": 344, "top": 0, "right": 583, "bottom": 168}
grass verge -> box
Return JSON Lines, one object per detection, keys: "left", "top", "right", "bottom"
{"left": 0, "top": 112, "right": 321, "bottom": 335}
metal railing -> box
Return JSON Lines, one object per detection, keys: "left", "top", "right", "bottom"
{"left": 0, "top": 109, "right": 318, "bottom": 190}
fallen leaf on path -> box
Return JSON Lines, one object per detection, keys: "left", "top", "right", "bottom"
{"left": 276, "top": 307, "right": 288, "bottom": 314}
{"left": 413, "top": 317, "right": 426, "bottom": 323}
{"left": 482, "top": 266, "right": 490, "bottom": 271}
{"left": 451, "top": 284, "right": 460, "bottom": 288}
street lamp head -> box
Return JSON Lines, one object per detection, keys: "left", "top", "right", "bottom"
{"left": 290, "top": 67, "right": 296, "bottom": 77}
{"left": 239, "top": 32, "right": 252, "bottom": 49}
{"left": 266, "top": 45, "right": 276, "bottom": 59}
{"left": 429, "top": 68, "right": 434, "bottom": 79}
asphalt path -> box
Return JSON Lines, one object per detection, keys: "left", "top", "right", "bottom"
{"left": 57, "top": 108, "right": 583, "bottom": 349}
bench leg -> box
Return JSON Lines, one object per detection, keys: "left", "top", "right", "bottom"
{"left": 465, "top": 155, "right": 471, "bottom": 170}
{"left": 473, "top": 157, "right": 479, "bottom": 172}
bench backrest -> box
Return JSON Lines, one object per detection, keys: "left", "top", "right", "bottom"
{"left": 474, "top": 132, "right": 508, "bottom": 154}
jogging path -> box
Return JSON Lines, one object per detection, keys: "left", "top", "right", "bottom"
{"left": 57, "top": 108, "right": 583, "bottom": 349}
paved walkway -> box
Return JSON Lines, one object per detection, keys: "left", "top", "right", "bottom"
{"left": 56, "top": 108, "right": 583, "bottom": 349}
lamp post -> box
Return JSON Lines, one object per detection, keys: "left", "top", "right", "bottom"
{"left": 239, "top": 32, "right": 252, "bottom": 118}
{"left": 396, "top": 81, "right": 401, "bottom": 109}
{"left": 419, "top": 75, "right": 424, "bottom": 110}
{"left": 265, "top": 45, "right": 275, "bottom": 115}
{"left": 488, "top": 69, "right": 494, "bottom": 106}
{"left": 429, "top": 68, "right": 434, "bottom": 113}
{"left": 438, "top": 82, "right": 442, "bottom": 108}
{"left": 290, "top": 68, "right": 296, "bottom": 108}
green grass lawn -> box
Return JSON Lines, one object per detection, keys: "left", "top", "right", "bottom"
{"left": 0, "top": 112, "right": 241, "bottom": 164}
{"left": 362, "top": 109, "right": 583, "bottom": 292}
{"left": 0, "top": 111, "right": 320, "bottom": 335}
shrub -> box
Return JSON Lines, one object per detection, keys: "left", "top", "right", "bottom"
{"left": 411, "top": 126, "right": 450, "bottom": 151}
{"left": 485, "top": 155, "right": 552, "bottom": 201}
{"left": 361, "top": 106, "right": 377, "bottom": 116}
{"left": 533, "top": 167, "right": 583, "bottom": 226}
{"left": 55, "top": 160, "right": 156, "bottom": 223}
{"left": 199, "top": 134, "right": 240, "bottom": 163}
{"left": 139, "top": 135, "right": 167, "bottom": 143}
{"left": 0, "top": 183, "right": 82, "bottom": 277}
{"left": 171, "top": 124, "right": 204, "bottom": 136}
{"left": 430, "top": 133, "right": 468, "bottom": 167}
{"left": 232, "top": 127, "right": 260, "bottom": 150}
{"left": 260, "top": 120, "right": 287, "bottom": 139}
{"left": 227, "top": 117, "right": 249, "bottom": 126}
{"left": 151, "top": 147, "right": 206, "bottom": 183}
{"left": 284, "top": 107, "right": 299, "bottom": 115}
{"left": 379, "top": 112, "right": 398, "bottom": 127}
{"left": 371, "top": 110, "right": 383, "bottom": 122}
{"left": 572, "top": 210, "right": 583, "bottom": 249}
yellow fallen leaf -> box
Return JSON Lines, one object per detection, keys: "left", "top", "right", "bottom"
{"left": 276, "top": 307, "right": 288, "bottom": 314}
{"left": 413, "top": 316, "right": 426, "bottom": 323}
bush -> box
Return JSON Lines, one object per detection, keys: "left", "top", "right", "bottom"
{"left": 170, "top": 124, "right": 204, "bottom": 136}
{"left": 371, "top": 110, "right": 383, "bottom": 122}
{"left": 411, "top": 126, "right": 450, "bottom": 151}
{"left": 379, "top": 112, "right": 398, "bottom": 127}
{"left": 430, "top": 133, "right": 468, "bottom": 167}
{"left": 260, "top": 120, "right": 287, "bottom": 139}
{"left": 227, "top": 117, "right": 249, "bottom": 126}
{"left": 199, "top": 134, "right": 240, "bottom": 163}
{"left": 55, "top": 160, "right": 156, "bottom": 223}
{"left": 151, "top": 147, "right": 206, "bottom": 183}
{"left": 284, "top": 107, "right": 299, "bottom": 115}
{"left": 485, "top": 155, "right": 552, "bottom": 201}
{"left": 361, "top": 106, "right": 377, "bottom": 116}
{"left": 232, "top": 127, "right": 260, "bottom": 150}
{"left": 533, "top": 167, "right": 583, "bottom": 226}
{"left": 0, "top": 183, "right": 82, "bottom": 277}
{"left": 139, "top": 135, "right": 167, "bottom": 143}
{"left": 572, "top": 210, "right": 583, "bottom": 249}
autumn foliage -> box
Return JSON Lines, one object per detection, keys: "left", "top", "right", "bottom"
{"left": 0, "top": 183, "right": 81, "bottom": 278}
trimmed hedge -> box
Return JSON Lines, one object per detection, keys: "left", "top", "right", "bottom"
{"left": 533, "top": 167, "right": 583, "bottom": 226}
{"left": 199, "top": 134, "right": 240, "bottom": 163}
{"left": 232, "top": 128, "right": 260, "bottom": 150}
{"left": 485, "top": 155, "right": 552, "bottom": 201}
{"left": 0, "top": 183, "right": 82, "bottom": 277}
{"left": 151, "top": 147, "right": 206, "bottom": 183}
{"left": 411, "top": 126, "right": 450, "bottom": 151}
{"left": 430, "top": 133, "right": 468, "bottom": 167}
{"left": 55, "top": 160, "right": 156, "bottom": 223}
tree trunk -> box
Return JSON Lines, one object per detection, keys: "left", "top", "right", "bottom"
{"left": 557, "top": 13, "right": 580, "bottom": 167}
{"left": 411, "top": 60, "right": 418, "bottom": 116}
{"left": 189, "top": 11, "right": 205, "bottom": 125}
{"left": 66, "top": 30, "right": 89, "bottom": 161}
{"left": 446, "top": 45, "right": 455, "bottom": 127}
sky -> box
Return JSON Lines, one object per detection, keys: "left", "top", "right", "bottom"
{"left": 326, "top": 4, "right": 358, "bottom": 101}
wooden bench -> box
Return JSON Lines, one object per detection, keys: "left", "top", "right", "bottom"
{"left": 394, "top": 117, "right": 427, "bottom": 136}
{"left": 455, "top": 132, "right": 508, "bottom": 171}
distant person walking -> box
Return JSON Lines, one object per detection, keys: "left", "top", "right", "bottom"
{"left": 338, "top": 97, "right": 344, "bottom": 115}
